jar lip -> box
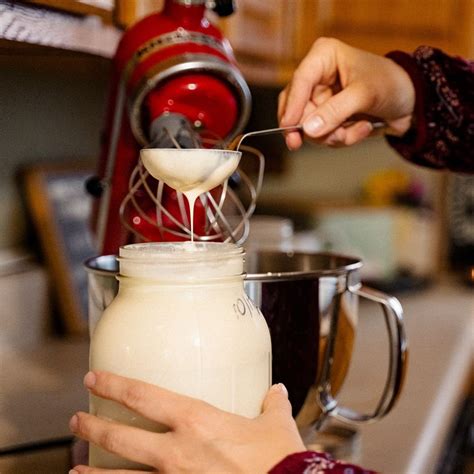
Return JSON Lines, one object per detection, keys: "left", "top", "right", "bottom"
{"left": 117, "top": 273, "right": 245, "bottom": 284}
{"left": 119, "top": 242, "right": 244, "bottom": 262}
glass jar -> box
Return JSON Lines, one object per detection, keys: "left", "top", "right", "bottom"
{"left": 89, "top": 242, "right": 272, "bottom": 469}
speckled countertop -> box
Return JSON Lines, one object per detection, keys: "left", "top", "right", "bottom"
{"left": 0, "top": 278, "right": 472, "bottom": 473}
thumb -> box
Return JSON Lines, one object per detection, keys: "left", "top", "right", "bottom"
{"left": 303, "top": 83, "right": 371, "bottom": 138}
{"left": 262, "top": 383, "right": 292, "bottom": 418}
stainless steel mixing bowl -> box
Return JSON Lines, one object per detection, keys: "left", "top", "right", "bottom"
{"left": 85, "top": 250, "right": 407, "bottom": 430}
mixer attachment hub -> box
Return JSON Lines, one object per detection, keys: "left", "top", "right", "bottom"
{"left": 149, "top": 113, "right": 202, "bottom": 149}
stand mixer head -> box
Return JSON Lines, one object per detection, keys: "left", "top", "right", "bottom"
{"left": 88, "top": 0, "right": 257, "bottom": 254}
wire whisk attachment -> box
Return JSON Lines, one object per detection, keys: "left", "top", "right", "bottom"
{"left": 119, "top": 143, "right": 264, "bottom": 245}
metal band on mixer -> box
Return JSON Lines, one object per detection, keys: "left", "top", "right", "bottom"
{"left": 172, "top": 0, "right": 207, "bottom": 5}
{"left": 122, "top": 29, "right": 233, "bottom": 85}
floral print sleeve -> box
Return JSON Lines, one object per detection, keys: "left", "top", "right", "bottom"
{"left": 268, "top": 451, "right": 377, "bottom": 474}
{"left": 385, "top": 46, "right": 474, "bottom": 174}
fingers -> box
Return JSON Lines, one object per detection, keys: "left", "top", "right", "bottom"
{"left": 324, "top": 121, "right": 374, "bottom": 146}
{"left": 385, "top": 114, "right": 413, "bottom": 136}
{"left": 279, "top": 69, "right": 315, "bottom": 129}
{"left": 280, "top": 40, "right": 337, "bottom": 128}
{"left": 260, "top": 384, "right": 292, "bottom": 421}
{"left": 84, "top": 371, "right": 203, "bottom": 428}
{"left": 340, "top": 121, "right": 374, "bottom": 145}
{"left": 277, "top": 86, "right": 288, "bottom": 123}
{"left": 279, "top": 38, "right": 339, "bottom": 126}
{"left": 280, "top": 88, "right": 301, "bottom": 149}
{"left": 279, "top": 87, "right": 303, "bottom": 150}
{"left": 283, "top": 98, "right": 319, "bottom": 150}
{"left": 312, "top": 85, "right": 334, "bottom": 107}
{"left": 284, "top": 132, "right": 303, "bottom": 150}
{"left": 70, "top": 411, "right": 163, "bottom": 467}
{"left": 302, "top": 83, "right": 372, "bottom": 139}
{"left": 278, "top": 37, "right": 387, "bottom": 150}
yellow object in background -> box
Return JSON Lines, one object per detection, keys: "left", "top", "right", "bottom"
{"left": 362, "top": 169, "right": 411, "bottom": 206}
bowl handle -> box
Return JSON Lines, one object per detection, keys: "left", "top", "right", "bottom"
{"left": 317, "top": 284, "right": 408, "bottom": 424}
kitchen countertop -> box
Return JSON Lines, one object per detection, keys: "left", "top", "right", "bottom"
{"left": 0, "top": 277, "right": 472, "bottom": 473}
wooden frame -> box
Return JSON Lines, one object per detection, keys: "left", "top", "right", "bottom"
{"left": 21, "top": 163, "right": 96, "bottom": 335}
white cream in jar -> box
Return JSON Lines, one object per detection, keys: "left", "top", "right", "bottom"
{"left": 89, "top": 242, "right": 272, "bottom": 469}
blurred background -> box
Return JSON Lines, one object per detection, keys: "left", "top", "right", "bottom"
{"left": 0, "top": 1, "right": 472, "bottom": 472}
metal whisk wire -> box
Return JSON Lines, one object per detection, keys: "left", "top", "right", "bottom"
{"left": 119, "top": 140, "right": 265, "bottom": 244}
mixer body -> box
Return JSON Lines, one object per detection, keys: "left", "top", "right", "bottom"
{"left": 91, "top": 0, "right": 252, "bottom": 254}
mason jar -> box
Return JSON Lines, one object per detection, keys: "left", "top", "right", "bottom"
{"left": 89, "top": 242, "right": 272, "bottom": 469}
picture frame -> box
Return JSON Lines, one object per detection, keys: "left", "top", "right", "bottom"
{"left": 21, "top": 162, "right": 97, "bottom": 335}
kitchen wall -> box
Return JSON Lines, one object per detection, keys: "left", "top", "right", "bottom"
{"left": 0, "top": 54, "right": 110, "bottom": 249}
{"left": 260, "top": 136, "right": 439, "bottom": 204}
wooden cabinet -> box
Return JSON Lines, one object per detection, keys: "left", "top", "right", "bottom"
{"left": 222, "top": 0, "right": 474, "bottom": 85}
{"left": 219, "top": 0, "right": 319, "bottom": 85}
{"left": 316, "top": 0, "right": 474, "bottom": 58}
{"left": 219, "top": 1, "right": 299, "bottom": 84}
{"left": 11, "top": 1, "right": 470, "bottom": 83}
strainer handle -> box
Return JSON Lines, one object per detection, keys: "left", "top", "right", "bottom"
{"left": 317, "top": 284, "right": 408, "bottom": 424}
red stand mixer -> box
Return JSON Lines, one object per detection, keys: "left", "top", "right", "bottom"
{"left": 87, "top": 0, "right": 256, "bottom": 255}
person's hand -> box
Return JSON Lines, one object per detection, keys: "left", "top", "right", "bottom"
{"left": 69, "top": 371, "right": 306, "bottom": 473}
{"left": 278, "top": 37, "right": 416, "bottom": 150}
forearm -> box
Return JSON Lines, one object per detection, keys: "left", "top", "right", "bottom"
{"left": 385, "top": 46, "right": 474, "bottom": 174}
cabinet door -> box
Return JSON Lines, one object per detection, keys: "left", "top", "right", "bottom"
{"left": 223, "top": 1, "right": 295, "bottom": 62}
{"left": 221, "top": 0, "right": 320, "bottom": 84}
{"left": 317, "top": 0, "right": 474, "bottom": 56}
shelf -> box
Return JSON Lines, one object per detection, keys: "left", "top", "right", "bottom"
{"left": 0, "top": 1, "right": 121, "bottom": 58}
{"left": 24, "top": 0, "right": 114, "bottom": 24}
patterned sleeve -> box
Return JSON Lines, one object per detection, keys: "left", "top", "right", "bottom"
{"left": 385, "top": 46, "right": 474, "bottom": 174}
{"left": 268, "top": 451, "right": 377, "bottom": 474}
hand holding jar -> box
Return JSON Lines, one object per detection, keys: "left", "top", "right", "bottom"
{"left": 69, "top": 371, "right": 305, "bottom": 473}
